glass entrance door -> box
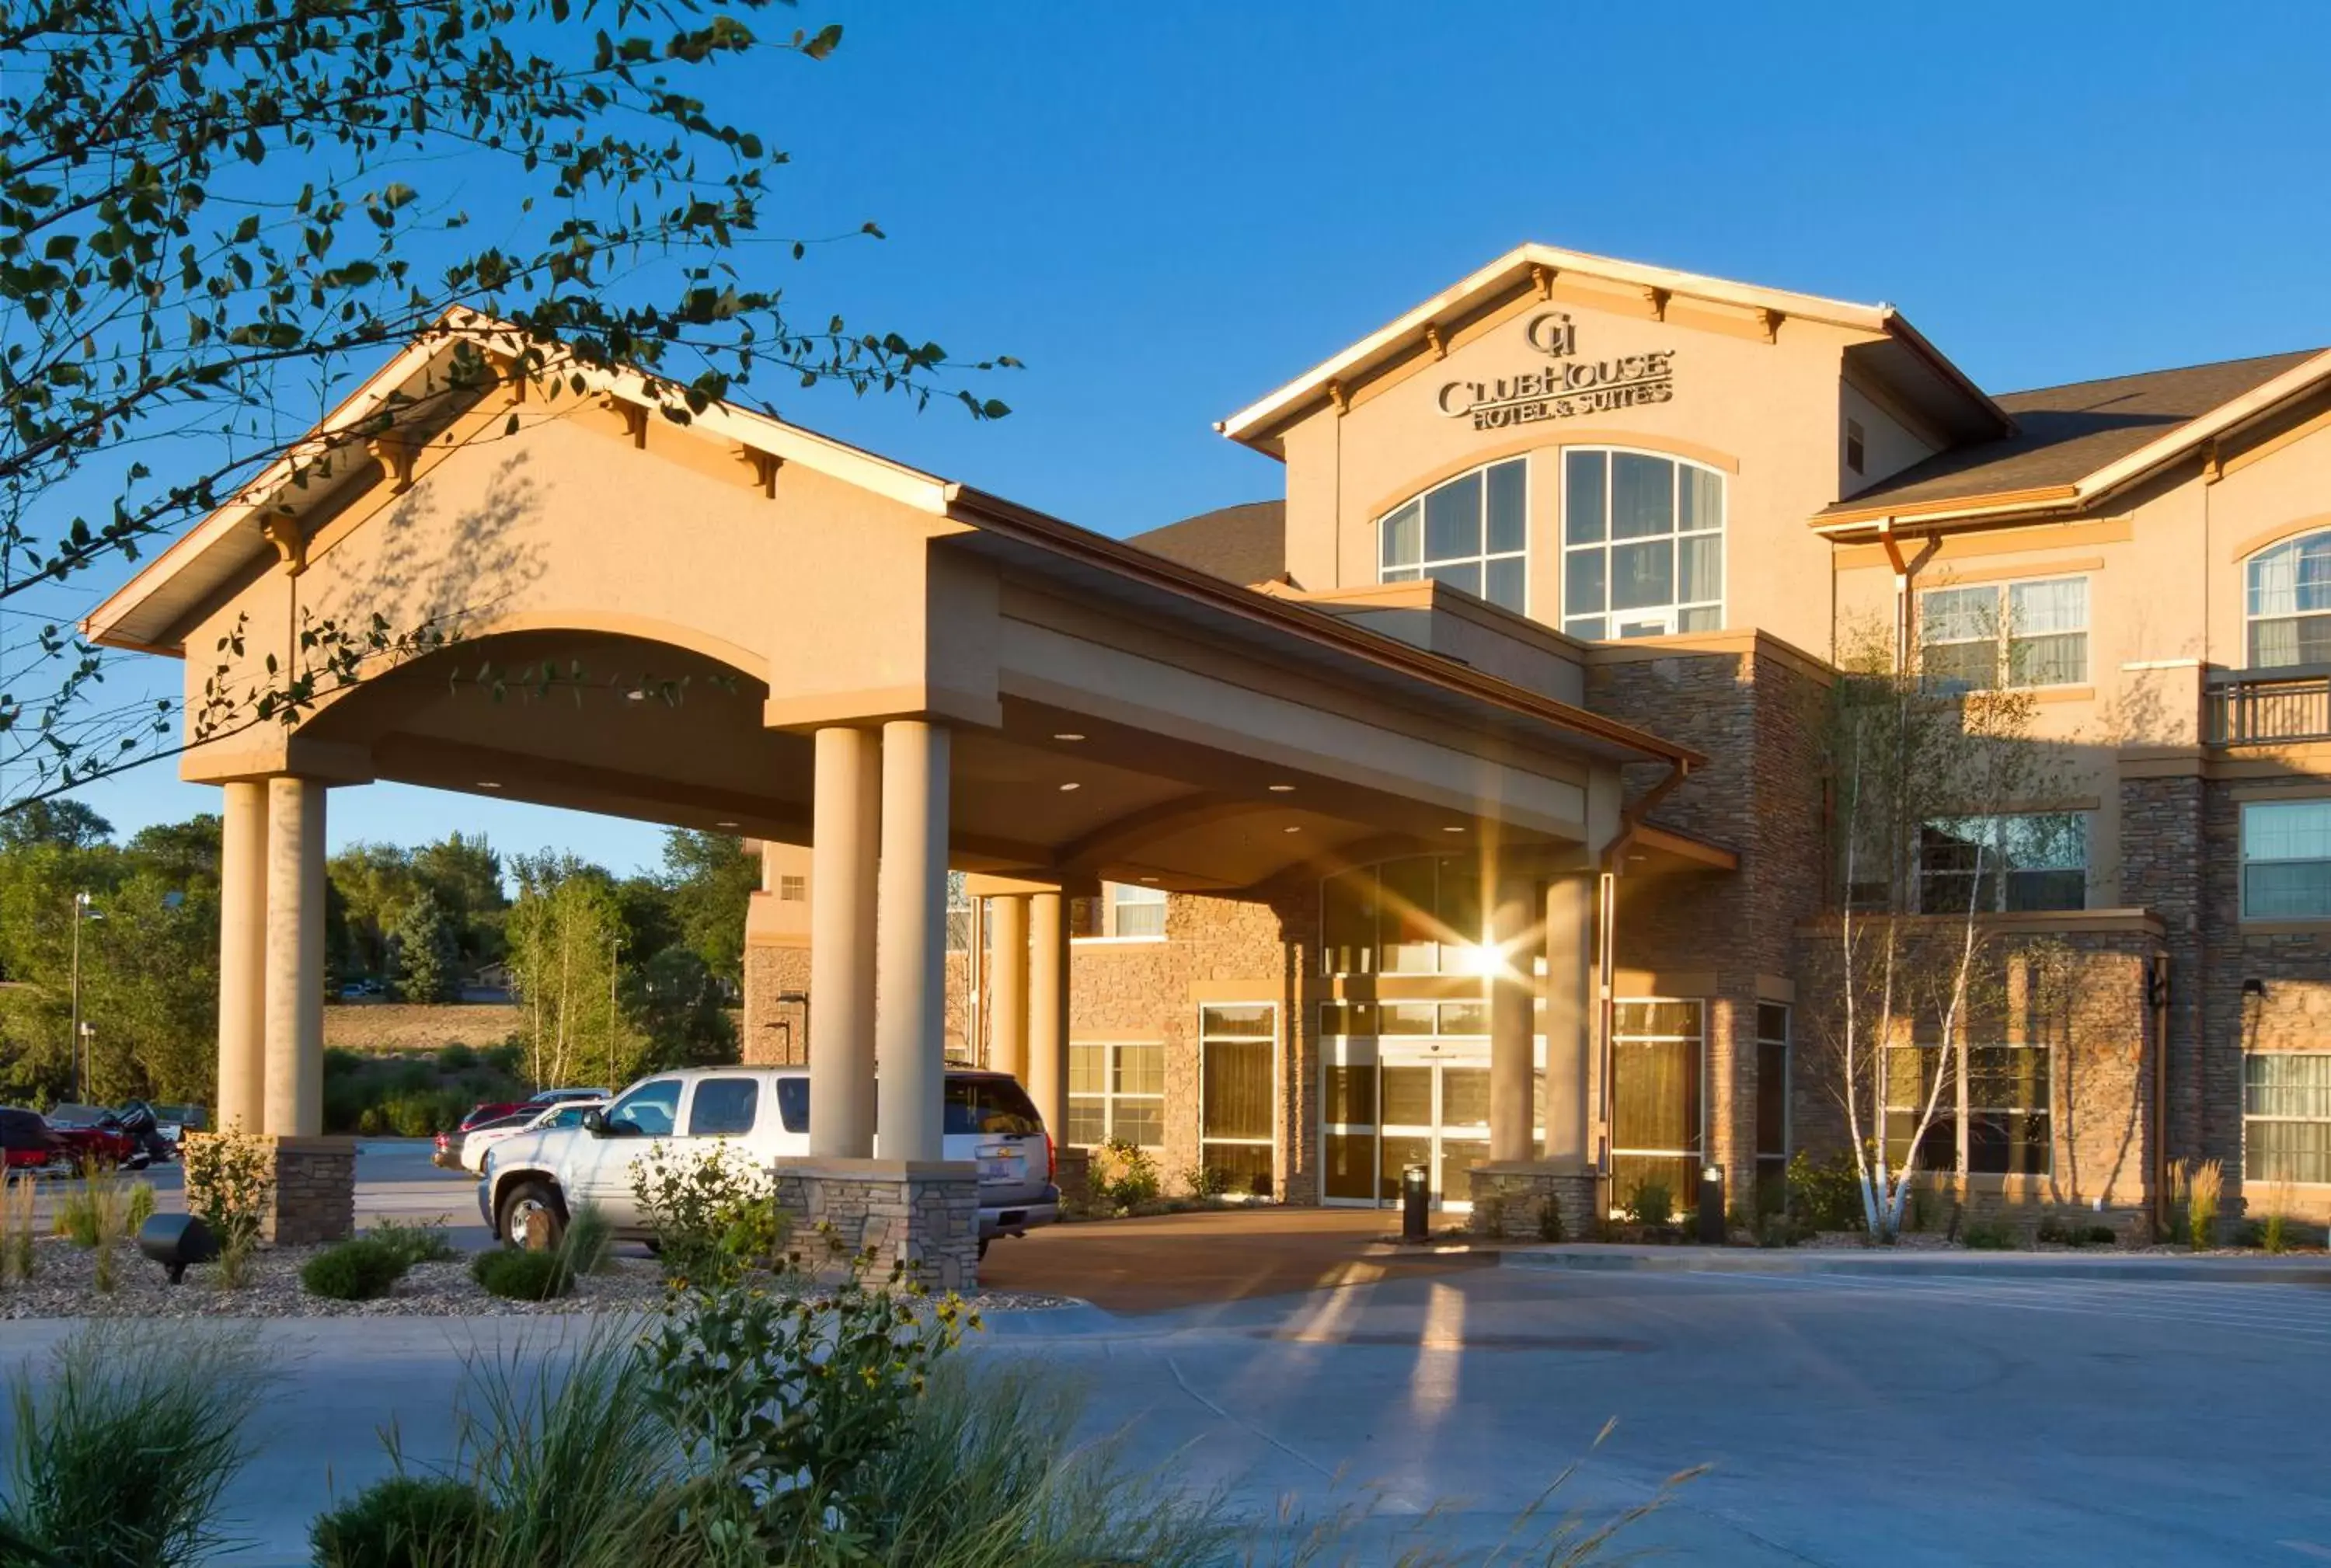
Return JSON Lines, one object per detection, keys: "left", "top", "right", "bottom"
{"left": 1323, "top": 1037, "right": 1493, "bottom": 1211}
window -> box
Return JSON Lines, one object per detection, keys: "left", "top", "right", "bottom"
{"left": 945, "top": 1075, "right": 1045, "bottom": 1137}
{"left": 605, "top": 1077, "right": 681, "bottom": 1138}
{"left": 2246, "top": 531, "right": 2331, "bottom": 668}
{"left": 1319, "top": 999, "right": 1489, "bottom": 1037}
{"left": 1067, "top": 1042, "right": 1164, "bottom": 1147}
{"left": 2242, "top": 800, "right": 2331, "bottom": 919}
{"left": 778, "top": 874, "right": 806, "bottom": 902}
{"left": 1918, "top": 813, "right": 2088, "bottom": 913}
{"left": 1072, "top": 882, "right": 1168, "bottom": 941}
{"left": 1610, "top": 1000, "right": 1704, "bottom": 1210}
{"left": 1378, "top": 459, "right": 1527, "bottom": 612}
{"left": 1919, "top": 577, "right": 2089, "bottom": 690}
{"left": 2245, "top": 1055, "right": 2331, "bottom": 1184}
{"left": 776, "top": 1076, "right": 809, "bottom": 1134}
{"left": 686, "top": 1078, "right": 759, "bottom": 1138}
{"left": 945, "top": 870, "right": 972, "bottom": 953}
{"left": 1883, "top": 1045, "right": 2051, "bottom": 1176}
{"left": 1319, "top": 855, "right": 1485, "bottom": 977}
{"left": 1199, "top": 1004, "right": 1275, "bottom": 1195}
{"left": 1560, "top": 448, "right": 1723, "bottom": 639}
{"left": 1845, "top": 418, "right": 1866, "bottom": 476}
{"left": 1754, "top": 1004, "right": 1789, "bottom": 1213}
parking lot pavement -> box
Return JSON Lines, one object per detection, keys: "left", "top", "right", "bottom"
{"left": 17, "top": 1259, "right": 2321, "bottom": 1566}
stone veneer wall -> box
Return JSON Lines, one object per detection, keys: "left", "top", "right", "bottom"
{"left": 2120, "top": 775, "right": 2207, "bottom": 1172}
{"left": 772, "top": 1160, "right": 979, "bottom": 1291}
{"left": 1587, "top": 638, "right": 1831, "bottom": 1201}
{"left": 1466, "top": 1163, "right": 1605, "bottom": 1242}
{"left": 1789, "top": 923, "right": 2162, "bottom": 1236}
{"left": 264, "top": 1137, "right": 356, "bottom": 1246}
{"left": 740, "top": 945, "right": 973, "bottom": 1068}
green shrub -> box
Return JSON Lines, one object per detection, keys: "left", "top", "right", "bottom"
{"left": 1786, "top": 1148, "right": 1863, "bottom": 1232}
{"left": 1962, "top": 1220, "right": 2016, "bottom": 1250}
{"left": 2036, "top": 1214, "right": 2068, "bottom": 1244}
{"left": 310, "top": 1473, "right": 492, "bottom": 1568}
{"left": 1092, "top": 1138, "right": 1161, "bottom": 1213}
{"left": 1626, "top": 1180, "right": 1674, "bottom": 1228}
{"left": 482, "top": 1041, "right": 525, "bottom": 1077}
{"left": 472, "top": 1247, "right": 573, "bottom": 1301}
{"left": 2186, "top": 1158, "right": 2224, "bottom": 1251}
{"left": 2085, "top": 1225, "right": 2119, "bottom": 1247}
{"left": 367, "top": 1217, "right": 455, "bottom": 1271}
{"left": 1, "top": 1323, "right": 273, "bottom": 1568}
{"left": 559, "top": 1202, "right": 617, "bottom": 1277}
{"left": 301, "top": 1239, "right": 409, "bottom": 1301}
{"left": 437, "top": 1042, "right": 478, "bottom": 1072}
{"left": 54, "top": 1188, "right": 99, "bottom": 1249}
{"left": 628, "top": 1141, "right": 782, "bottom": 1288}
{"left": 323, "top": 1047, "right": 365, "bottom": 1079}
{"left": 389, "top": 1061, "right": 435, "bottom": 1096}
{"left": 124, "top": 1182, "right": 156, "bottom": 1236}
{"left": 1179, "top": 1163, "right": 1234, "bottom": 1200}
{"left": 355, "top": 1106, "right": 388, "bottom": 1136}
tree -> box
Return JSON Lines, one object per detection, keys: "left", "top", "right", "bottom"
{"left": 326, "top": 842, "right": 419, "bottom": 981}
{"left": 662, "top": 831, "right": 758, "bottom": 986}
{"left": 124, "top": 814, "right": 221, "bottom": 890}
{"left": 0, "top": 0, "right": 1012, "bottom": 812}
{"left": 1816, "top": 618, "right": 2072, "bottom": 1239}
{"left": 0, "top": 800, "right": 112, "bottom": 852}
{"left": 505, "top": 853, "right": 627, "bottom": 1089}
{"left": 622, "top": 944, "right": 738, "bottom": 1078}
{"left": 410, "top": 832, "right": 507, "bottom": 964}
{"left": 392, "top": 887, "right": 462, "bottom": 1004}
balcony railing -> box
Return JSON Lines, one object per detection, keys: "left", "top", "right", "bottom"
{"left": 2207, "top": 666, "right": 2331, "bottom": 745}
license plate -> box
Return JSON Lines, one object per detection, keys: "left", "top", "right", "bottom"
{"left": 977, "top": 1145, "right": 1024, "bottom": 1184}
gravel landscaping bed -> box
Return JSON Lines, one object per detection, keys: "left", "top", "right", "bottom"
{"left": 0, "top": 1236, "right": 1083, "bottom": 1319}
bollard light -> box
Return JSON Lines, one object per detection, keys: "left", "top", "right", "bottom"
{"left": 1697, "top": 1163, "right": 1726, "bottom": 1246}
{"left": 138, "top": 1214, "right": 219, "bottom": 1284}
{"left": 1401, "top": 1162, "right": 1431, "bottom": 1243}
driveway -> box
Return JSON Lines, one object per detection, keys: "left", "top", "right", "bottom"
{"left": 979, "top": 1207, "right": 1492, "bottom": 1312}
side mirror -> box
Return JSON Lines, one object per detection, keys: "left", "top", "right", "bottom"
{"left": 580, "top": 1109, "right": 608, "bottom": 1138}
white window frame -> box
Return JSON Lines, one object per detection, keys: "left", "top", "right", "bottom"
{"left": 1917, "top": 811, "right": 2090, "bottom": 914}
{"left": 2245, "top": 529, "right": 2331, "bottom": 669}
{"left": 1883, "top": 1044, "right": 2054, "bottom": 1178}
{"left": 1067, "top": 1040, "right": 1165, "bottom": 1150}
{"left": 1559, "top": 447, "right": 1726, "bottom": 641}
{"left": 1608, "top": 997, "right": 1708, "bottom": 1211}
{"left": 1918, "top": 576, "right": 2091, "bottom": 692}
{"left": 2241, "top": 798, "right": 2331, "bottom": 921}
{"left": 1375, "top": 458, "right": 1529, "bottom": 614}
{"left": 1198, "top": 1002, "right": 1277, "bottom": 1190}
{"left": 2244, "top": 1054, "right": 2331, "bottom": 1186}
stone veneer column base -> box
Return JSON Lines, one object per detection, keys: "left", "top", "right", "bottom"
{"left": 262, "top": 1136, "right": 356, "bottom": 1246}
{"left": 1467, "top": 1161, "right": 1605, "bottom": 1242}
{"left": 772, "top": 1158, "right": 980, "bottom": 1291}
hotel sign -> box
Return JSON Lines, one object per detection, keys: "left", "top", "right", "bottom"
{"left": 1435, "top": 312, "right": 1675, "bottom": 430}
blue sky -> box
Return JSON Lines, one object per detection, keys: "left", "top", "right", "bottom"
{"left": 51, "top": 0, "right": 2331, "bottom": 873}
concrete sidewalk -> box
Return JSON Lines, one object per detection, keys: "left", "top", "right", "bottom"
{"left": 1486, "top": 1241, "right": 2331, "bottom": 1284}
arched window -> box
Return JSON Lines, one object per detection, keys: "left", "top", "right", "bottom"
{"left": 2248, "top": 530, "right": 2331, "bottom": 667}
{"left": 1560, "top": 448, "right": 1724, "bottom": 639}
{"left": 1377, "top": 459, "right": 1527, "bottom": 612}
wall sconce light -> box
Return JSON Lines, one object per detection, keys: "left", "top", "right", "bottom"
{"left": 2241, "top": 977, "right": 2268, "bottom": 998}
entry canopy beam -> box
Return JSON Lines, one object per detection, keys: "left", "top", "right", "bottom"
{"left": 80, "top": 320, "right": 1700, "bottom": 901}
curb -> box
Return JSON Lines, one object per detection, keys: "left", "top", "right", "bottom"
{"left": 1496, "top": 1247, "right": 2331, "bottom": 1285}
{"left": 974, "top": 1301, "right": 1126, "bottom": 1339}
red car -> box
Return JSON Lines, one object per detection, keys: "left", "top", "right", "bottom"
{"left": 41, "top": 1104, "right": 143, "bottom": 1169}
{"left": 458, "top": 1087, "right": 610, "bottom": 1132}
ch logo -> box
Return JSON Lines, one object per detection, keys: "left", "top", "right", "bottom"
{"left": 1524, "top": 312, "right": 1577, "bottom": 359}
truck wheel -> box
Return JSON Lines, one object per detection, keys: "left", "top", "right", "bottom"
{"left": 497, "top": 1180, "right": 566, "bottom": 1249}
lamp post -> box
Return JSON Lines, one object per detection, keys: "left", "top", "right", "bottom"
{"left": 66, "top": 891, "right": 93, "bottom": 1102}
{"left": 608, "top": 934, "right": 622, "bottom": 1090}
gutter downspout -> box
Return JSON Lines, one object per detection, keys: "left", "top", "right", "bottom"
{"left": 1591, "top": 757, "right": 1694, "bottom": 1184}
{"left": 1880, "top": 517, "right": 1911, "bottom": 676}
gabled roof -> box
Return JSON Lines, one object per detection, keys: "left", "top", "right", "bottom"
{"left": 1125, "top": 500, "right": 1286, "bottom": 587}
{"left": 1216, "top": 242, "right": 2011, "bottom": 455}
{"left": 1817, "top": 346, "right": 2331, "bottom": 533}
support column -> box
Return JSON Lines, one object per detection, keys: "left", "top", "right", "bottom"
{"left": 262, "top": 777, "right": 326, "bottom": 1138}
{"left": 1026, "top": 890, "right": 1070, "bottom": 1144}
{"left": 1488, "top": 874, "right": 1538, "bottom": 1164}
{"left": 876, "top": 720, "right": 950, "bottom": 1163}
{"left": 1542, "top": 874, "right": 1595, "bottom": 1166}
{"left": 809, "top": 727, "right": 880, "bottom": 1158}
{"left": 216, "top": 781, "right": 268, "bottom": 1135}
{"left": 988, "top": 894, "right": 1030, "bottom": 1082}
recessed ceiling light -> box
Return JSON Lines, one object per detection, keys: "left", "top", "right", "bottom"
{"left": 624, "top": 689, "right": 646, "bottom": 702}
{"left": 716, "top": 821, "right": 740, "bottom": 829}
{"left": 1268, "top": 783, "right": 1295, "bottom": 793}
{"left": 1140, "top": 876, "right": 1160, "bottom": 883}
{"left": 1283, "top": 825, "right": 1302, "bottom": 834}
{"left": 478, "top": 781, "right": 502, "bottom": 790}
{"left": 1053, "top": 732, "right": 1085, "bottom": 742}
{"left": 1058, "top": 782, "right": 1081, "bottom": 792}
{"left": 1441, "top": 824, "right": 1465, "bottom": 833}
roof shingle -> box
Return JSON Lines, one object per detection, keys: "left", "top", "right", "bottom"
{"left": 1125, "top": 499, "right": 1287, "bottom": 586}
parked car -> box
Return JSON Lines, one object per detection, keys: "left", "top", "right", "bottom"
{"left": 0, "top": 1110, "right": 61, "bottom": 1173}
{"left": 42, "top": 1104, "right": 145, "bottom": 1170}
{"left": 479, "top": 1068, "right": 1058, "bottom": 1257}
{"left": 458, "top": 1086, "right": 612, "bottom": 1133}
{"left": 435, "top": 1099, "right": 605, "bottom": 1174}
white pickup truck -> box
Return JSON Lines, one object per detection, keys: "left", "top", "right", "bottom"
{"left": 476, "top": 1064, "right": 1061, "bottom": 1256}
